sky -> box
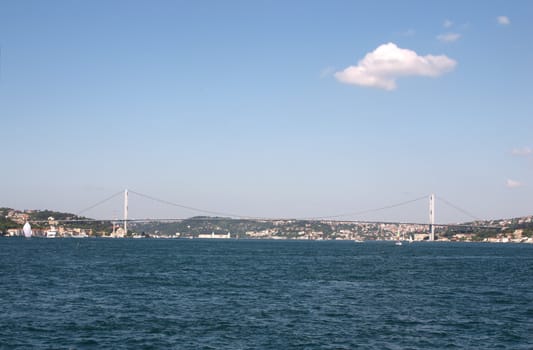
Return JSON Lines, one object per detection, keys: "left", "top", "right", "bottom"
{"left": 1, "top": 0, "right": 532, "bottom": 224}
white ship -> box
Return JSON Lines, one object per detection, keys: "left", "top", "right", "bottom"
{"left": 46, "top": 225, "right": 58, "bottom": 238}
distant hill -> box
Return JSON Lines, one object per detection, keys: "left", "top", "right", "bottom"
{"left": 2, "top": 207, "right": 532, "bottom": 241}
{"left": 0, "top": 207, "right": 111, "bottom": 236}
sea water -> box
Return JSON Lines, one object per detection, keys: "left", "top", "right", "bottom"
{"left": 1, "top": 238, "right": 532, "bottom": 349}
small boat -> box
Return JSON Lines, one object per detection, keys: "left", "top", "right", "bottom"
{"left": 395, "top": 226, "right": 403, "bottom": 245}
{"left": 71, "top": 232, "right": 88, "bottom": 238}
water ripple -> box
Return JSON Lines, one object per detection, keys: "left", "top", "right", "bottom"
{"left": 1, "top": 239, "right": 532, "bottom": 349}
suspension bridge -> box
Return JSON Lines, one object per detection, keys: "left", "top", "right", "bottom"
{"left": 27, "top": 189, "right": 499, "bottom": 241}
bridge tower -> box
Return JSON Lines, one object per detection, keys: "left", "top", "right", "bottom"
{"left": 124, "top": 189, "right": 128, "bottom": 235}
{"left": 429, "top": 193, "right": 435, "bottom": 241}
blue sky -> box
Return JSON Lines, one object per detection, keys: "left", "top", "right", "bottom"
{"left": 1, "top": 1, "right": 532, "bottom": 223}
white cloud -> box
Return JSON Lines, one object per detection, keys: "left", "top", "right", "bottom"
{"left": 506, "top": 179, "right": 523, "bottom": 188}
{"left": 334, "top": 42, "right": 457, "bottom": 90}
{"left": 511, "top": 147, "right": 532, "bottom": 156}
{"left": 443, "top": 19, "right": 453, "bottom": 28}
{"left": 437, "top": 32, "right": 461, "bottom": 43}
{"left": 497, "top": 16, "right": 510, "bottom": 25}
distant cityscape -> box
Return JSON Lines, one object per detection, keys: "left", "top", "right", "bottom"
{"left": 2, "top": 207, "right": 532, "bottom": 243}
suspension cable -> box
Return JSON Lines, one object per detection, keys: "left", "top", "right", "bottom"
{"left": 128, "top": 190, "right": 258, "bottom": 219}
{"left": 338, "top": 195, "right": 428, "bottom": 218}
{"left": 437, "top": 196, "right": 481, "bottom": 221}
{"left": 305, "top": 195, "right": 428, "bottom": 220}
{"left": 129, "top": 190, "right": 431, "bottom": 222}
{"left": 76, "top": 190, "right": 124, "bottom": 216}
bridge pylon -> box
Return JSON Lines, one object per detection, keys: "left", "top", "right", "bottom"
{"left": 124, "top": 189, "right": 128, "bottom": 235}
{"left": 429, "top": 193, "right": 435, "bottom": 241}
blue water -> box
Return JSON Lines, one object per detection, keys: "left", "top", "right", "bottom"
{"left": 1, "top": 239, "right": 532, "bottom": 349}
